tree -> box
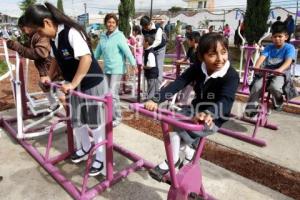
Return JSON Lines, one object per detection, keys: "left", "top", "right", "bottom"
{"left": 118, "top": 0, "right": 135, "bottom": 38}
{"left": 168, "top": 6, "right": 182, "bottom": 18}
{"left": 244, "top": 0, "right": 270, "bottom": 45}
{"left": 19, "top": 0, "right": 36, "bottom": 12}
{"left": 57, "top": 0, "right": 64, "bottom": 13}
{"left": 168, "top": 6, "right": 182, "bottom": 13}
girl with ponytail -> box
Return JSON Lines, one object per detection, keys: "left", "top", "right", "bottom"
{"left": 24, "top": 2, "right": 108, "bottom": 177}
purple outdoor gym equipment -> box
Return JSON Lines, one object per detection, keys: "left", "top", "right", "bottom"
{"left": 219, "top": 67, "right": 283, "bottom": 147}
{"left": 237, "top": 29, "right": 300, "bottom": 105}
{"left": 0, "top": 81, "right": 157, "bottom": 200}
{"left": 120, "top": 35, "right": 185, "bottom": 103}
{"left": 0, "top": 64, "right": 216, "bottom": 200}
{"left": 130, "top": 103, "right": 216, "bottom": 200}
{"left": 121, "top": 35, "right": 186, "bottom": 102}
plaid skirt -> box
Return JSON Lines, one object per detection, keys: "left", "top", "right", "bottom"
{"left": 70, "top": 80, "right": 108, "bottom": 128}
{"left": 173, "top": 105, "right": 218, "bottom": 148}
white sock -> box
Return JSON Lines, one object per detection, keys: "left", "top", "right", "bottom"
{"left": 73, "top": 126, "right": 82, "bottom": 150}
{"left": 158, "top": 132, "right": 180, "bottom": 170}
{"left": 91, "top": 125, "right": 106, "bottom": 169}
{"left": 183, "top": 144, "right": 195, "bottom": 162}
{"left": 45, "top": 92, "right": 57, "bottom": 105}
{"left": 73, "top": 125, "right": 91, "bottom": 156}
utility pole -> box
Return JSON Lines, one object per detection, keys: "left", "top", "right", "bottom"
{"left": 84, "top": 3, "right": 87, "bottom": 28}
{"left": 150, "top": 0, "right": 153, "bottom": 20}
{"left": 295, "top": 0, "right": 299, "bottom": 32}
{"left": 223, "top": 9, "right": 225, "bottom": 28}
{"left": 71, "top": 0, "right": 74, "bottom": 17}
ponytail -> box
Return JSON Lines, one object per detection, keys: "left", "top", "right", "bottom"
{"left": 24, "top": 2, "right": 91, "bottom": 47}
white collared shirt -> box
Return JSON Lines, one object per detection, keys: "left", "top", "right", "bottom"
{"left": 201, "top": 60, "right": 230, "bottom": 83}
{"left": 50, "top": 24, "right": 91, "bottom": 60}
{"left": 144, "top": 47, "right": 156, "bottom": 68}
{"left": 149, "top": 23, "right": 163, "bottom": 49}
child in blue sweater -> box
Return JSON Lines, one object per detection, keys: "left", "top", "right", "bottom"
{"left": 144, "top": 33, "right": 239, "bottom": 180}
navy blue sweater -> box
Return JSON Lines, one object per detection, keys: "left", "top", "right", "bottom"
{"left": 143, "top": 48, "right": 159, "bottom": 79}
{"left": 153, "top": 63, "right": 239, "bottom": 127}
{"left": 50, "top": 26, "right": 103, "bottom": 91}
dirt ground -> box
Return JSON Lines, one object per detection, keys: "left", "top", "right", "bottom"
{"left": 122, "top": 111, "right": 300, "bottom": 200}
{"left": 0, "top": 52, "right": 299, "bottom": 200}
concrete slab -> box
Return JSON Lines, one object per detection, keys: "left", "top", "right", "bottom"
{"left": 0, "top": 108, "right": 293, "bottom": 199}
{"left": 209, "top": 101, "right": 300, "bottom": 173}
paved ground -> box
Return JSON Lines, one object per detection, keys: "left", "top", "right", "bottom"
{"left": 208, "top": 101, "right": 300, "bottom": 173}
{"left": 0, "top": 108, "right": 294, "bottom": 200}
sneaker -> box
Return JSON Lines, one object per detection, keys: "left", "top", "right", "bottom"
{"left": 148, "top": 159, "right": 181, "bottom": 182}
{"left": 244, "top": 105, "right": 259, "bottom": 118}
{"left": 244, "top": 111, "right": 258, "bottom": 118}
{"left": 179, "top": 157, "right": 192, "bottom": 168}
{"left": 273, "top": 105, "right": 283, "bottom": 112}
{"left": 112, "top": 120, "right": 121, "bottom": 127}
{"left": 89, "top": 160, "right": 104, "bottom": 177}
{"left": 71, "top": 147, "right": 91, "bottom": 163}
{"left": 271, "top": 95, "right": 284, "bottom": 111}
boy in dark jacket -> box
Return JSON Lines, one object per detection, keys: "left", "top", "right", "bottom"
{"left": 143, "top": 35, "right": 159, "bottom": 100}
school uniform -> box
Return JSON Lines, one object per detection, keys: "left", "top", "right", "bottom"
{"left": 186, "top": 47, "right": 197, "bottom": 64}
{"left": 142, "top": 23, "right": 167, "bottom": 85}
{"left": 50, "top": 24, "right": 107, "bottom": 128}
{"left": 153, "top": 61, "right": 239, "bottom": 147}
{"left": 144, "top": 47, "right": 159, "bottom": 99}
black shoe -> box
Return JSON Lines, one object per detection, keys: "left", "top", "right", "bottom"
{"left": 244, "top": 104, "right": 259, "bottom": 118}
{"left": 89, "top": 160, "right": 104, "bottom": 177}
{"left": 271, "top": 96, "right": 284, "bottom": 111}
{"left": 71, "top": 147, "right": 91, "bottom": 163}
{"left": 47, "top": 104, "right": 61, "bottom": 113}
{"left": 149, "top": 159, "right": 181, "bottom": 182}
{"left": 0, "top": 176, "right": 3, "bottom": 182}
{"left": 179, "top": 157, "right": 193, "bottom": 169}
{"left": 273, "top": 105, "right": 283, "bottom": 111}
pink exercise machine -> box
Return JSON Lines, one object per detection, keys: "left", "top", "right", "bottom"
{"left": 219, "top": 67, "right": 283, "bottom": 147}
{"left": 130, "top": 103, "right": 216, "bottom": 200}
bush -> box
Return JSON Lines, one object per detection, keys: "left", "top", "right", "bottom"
{"left": 0, "top": 60, "right": 8, "bottom": 76}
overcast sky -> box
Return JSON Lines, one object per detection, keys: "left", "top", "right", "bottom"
{"left": 0, "top": 0, "right": 297, "bottom": 17}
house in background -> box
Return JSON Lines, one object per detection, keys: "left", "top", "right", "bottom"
{"left": 183, "top": 0, "right": 215, "bottom": 11}
{"left": 0, "top": 13, "right": 18, "bottom": 25}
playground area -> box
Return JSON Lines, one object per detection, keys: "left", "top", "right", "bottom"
{"left": 0, "top": 39, "right": 300, "bottom": 199}
{"left": 1, "top": 0, "right": 300, "bottom": 199}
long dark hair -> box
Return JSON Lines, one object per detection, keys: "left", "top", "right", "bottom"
{"left": 24, "top": 2, "right": 91, "bottom": 47}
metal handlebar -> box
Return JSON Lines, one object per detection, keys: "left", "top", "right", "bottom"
{"left": 249, "top": 67, "right": 284, "bottom": 76}
{"left": 46, "top": 81, "right": 109, "bottom": 103}
{"left": 129, "top": 103, "right": 204, "bottom": 132}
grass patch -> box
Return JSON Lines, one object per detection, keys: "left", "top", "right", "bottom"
{"left": 164, "top": 57, "right": 174, "bottom": 64}
{"left": 0, "top": 60, "right": 8, "bottom": 76}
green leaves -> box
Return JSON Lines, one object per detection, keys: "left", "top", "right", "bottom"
{"left": 244, "top": 0, "right": 270, "bottom": 45}
{"left": 118, "top": 0, "right": 135, "bottom": 38}
{"left": 19, "top": 0, "right": 36, "bottom": 12}
{"left": 57, "top": 0, "right": 64, "bottom": 13}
